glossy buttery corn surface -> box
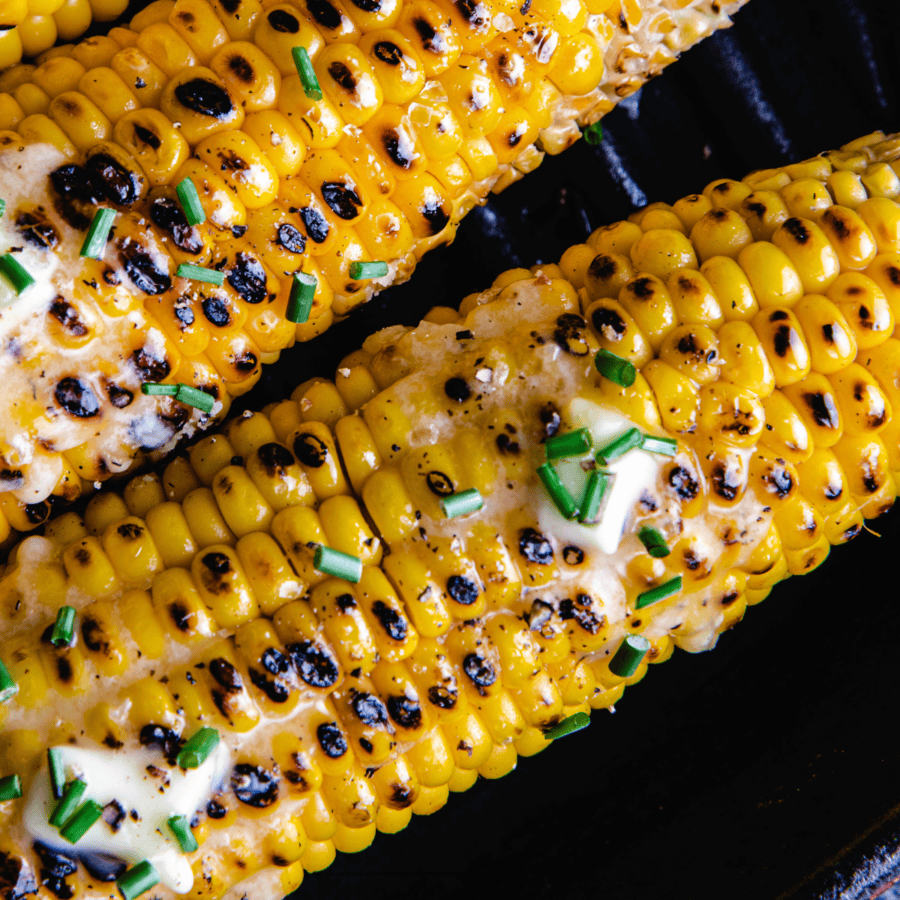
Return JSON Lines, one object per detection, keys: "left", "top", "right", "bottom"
{"left": 0, "top": 0, "right": 746, "bottom": 530}
{"left": 3, "top": 127, "right": 900, "bottom": 900}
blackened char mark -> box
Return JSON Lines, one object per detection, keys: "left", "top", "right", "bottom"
{"left": 803, "top": 392, "right": 840, "bottom": 429}
{"left": 227, "top": 253, "right": 267, "bottom": 304}
{"left": 519, "top": 527, "right": 553, "bottom": 564}
{"left": 462, "top": 653, "right": 496, "bottom": 694}
{"left": 257, "top": 442, "right": 295, "bottom": 473}
{"left": 55, "top": 378, "right": 100, "bottom": 418}
{"left": 444, "top": 377, "right": 470, "bottom": 402}
{"left": 293, "top": 432, "right": 329, "bottom": 467}
{"left": 668, "top": 465, "right": 699, "bottom": 501}
{"left": 277, "top": 223, "right": 306, "bottom": 254}
{"left": 139, "top": 724, "right": 183, "bottom": 764}
{"left": 321, "top": 182, "right": 362, "bottom": 220}
{"left": 559, "top": 594, "right": 603, "bottom": 634}
{"left": 352, "top": 692, "right": 389, "bottom": 726}
{"left": 316, "top": 721, "right": 348, "bottom": 758}
{"left": 174, "top": 79, "right": 234, "bottom": 118}
{"left": 267, "top": 8, "right": 300, "bottom": 30}
{"left": 305, "top": 0, "right": 342, "bottom": 29}
{"left": 231, "top": 763, "right": 278, "bottom": 807}
{"left": 373, "top": 41, "right": 402, "bottom": 64}
{"left": 150, "top": 197, "right": 203, "bottom": 255}
{"left": 427, "top": 684, "right": 457, "bottom": 709}
{"left": 119, "top": 245, "right": 171, "bottom": 295}
{"left": 300, "top": 207, "right": 330, "bottom": 243}
{"left": 16, "top": 209, "right": 59, "bottom": 249}
{"left": 86, "top": 153, "right": 142, "bottom": 206}
{"left": 288, "top": 640, "right": 340, "bottom": 688}
{"left": 387, "top": 695, "right": 422, "bottom": 729}
{"left": 370, "top": 600, "right": 407, "bottom": 641}
{"left": 554, "top": 313, "right": 590, "bottom": 356}
{"left": 447, "top": 575, "right": 479, "bottom": 605}
{"left": 421, "top": 196, "right": 449, "bottom": 235}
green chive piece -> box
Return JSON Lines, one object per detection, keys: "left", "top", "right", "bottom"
{"left": 638, "top": 526, "right": 670, "bottom": 558}
{"left": 80, "top": 208, "right": 116, "bottom": 259}
{"left": 582, "top": 121, "right": 603, "bottom": 145}
{"left": 175, "top": 384, "right": 215, "bottom": 415}
{"left": 545, "top": 428, "right": 593, "bottom": 461}
{"left": 176, "top": 177, "right": 205, "bottom": 226}
{"left": 537, "top": 463, "right": 579, "bottom": 519}
{"left": 595, "top": 349, "right": 636, "bottom": 387}
{"left": 48, "top": 748, "right": 66, "bottom": 799}
{"left": 440, "top": 488, "right": 484, "bottom": 519}
{"left": 292, "top": 46, "right": 322, "bottom": 100}
{"left": 608, "top": 634, "right": 650, "bottom": 678}
{"left": 0, "top": 774, "right": 22, "bottom": 801}
{"left": 543, "top": 711, "right": 590, "bottom": 741}
{"left": 50, "top": 779, "right": 88, "bottom": 828}
{"left": 314, "top": 545, "right": 363, "bottom": 583}
{"left": 167, "top": 814, "right": 199, "bottom": 853}
{"left": 635, "top": 575, "right": 683, "bottom": 610}
{"left": 287, "top": 272, "right": 317, "bottom": 324}
{"left": 60, "top": 799, "right": 104, "bottom": 844}
{"left": 0, "top": 253, "right": 35, "bottom": 295}
{"left": 0, "top": 658, "right": 16, "bottom": 703}
{"left": 117, "top": 861, "right": 160, "bottom": 900}
{"left": 349, "top": 260, "right": 389, "bottom": 280}
{"left": 177, "top": 727, "right": 220, "bottom": 770}
{"left": 50, "top": 606, "right": 76, "bottom": 648}
{"left": 595, "top": 427, "right": 643, "bottom": 465}
{"left": 0, "top": 199, "right": 5, "bottom": 218}
{"left": 641, "top": 433, "right": 678, "bottom": 456}
{"left": 579, "top": 469, "right": 614, "bottom": 524}
{"left": 175, "top": 263, "right": 225, "bottom": 286}
{"left": 141, "top": 382, "right": 178, "bottom": 396}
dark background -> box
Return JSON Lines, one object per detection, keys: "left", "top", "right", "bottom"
{"left": 90, "top": 0, "right": 900, "bottom": 895}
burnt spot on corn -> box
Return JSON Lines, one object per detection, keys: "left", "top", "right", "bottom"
{"left": 463, "top": 653, "right": 496, "bottom": 694}
{"left": 248, "top": 658, "right": 291, "bottom": 704}
{"left": 554, "top": 313, "right": 590, "bottom": 356}
{"left": 288, "top": 640, "right": 340, "bottom": 688}
{"left": 139, "top": 725, "right": 184, "bottom": 765}
{"left": 559, "top": 593, "right": 604, "bottom": 634}
{"left": 373, "top": 41, "right": 403, "bottom": 64}
{"left": 421, "top": 196, "right": 450, "bottom": 235}
{"left": 119, "top": 244, "right": 171, "bottom": 295}
{"left": 861, "top": 460, "right": 881, "bottom": 493}
{"left": 16, "top": 208, "right": 59, "bottom": 249}
{"left": 306, "top": 0, "right": 343, "bottom": 29}
{"left": 668, "top": 465, "right": 700, "bottom": 501}
{"left": 456, "top": 0, "right": 488, "bottom": 25}
{"left": 387, "top": 695, "right": 421, "bottom": 729}
{"left": 23, "top": 501, "right": 50, "bottom": 526}
{"left": 257, "top": 442, "right": 295, "bottom": 474}
{"left": 316, "top": 722, "right": 348, "bottom": 757}
{"left": 370, "top": 600, "right": 407, "bottom": 641}
{"left": 769, "top": 310, "right": 789, "bottom": 322}
{"left": 821, "top": 208, "right": 852, "bottom": 240}
{"left": 350, "top": 0, "right": 381, "bottom": 10}
{"left": 426, "top": 471, "right": 454, "bottom": 495}
{"left": 294, "top": 432, "right": 329, "bottom": 467}
{"left": 231, "top": 763, "right": 278, "bottom": 807}
{"left": 169, "top": 602, "right": 193, "bottom": 633}
{"left": 412, "top": 16, "right": 444, "bottom": 52}
{"left": 563, "top": 546, "right": 585, "bottom": 565}
{"left": 447, "top": 575, "right": 479, "bottom": 605}
{"left": 267, "top": 8, "right": 300, "bottom": 30}
{"left": 150, "top": 197, "right": 203, "bottom": 255}
{"left": 209, "top": 658, "right": 243, "bottom": 692}
{"left": 772, "top": 325, "right": 795, "bottom": 358}
{"left": 844, "top": 524, "right": 863, "bottom": 541}
{"left": 336, "top": 593, "right": 356, "bottom": 612}
{"left": 519, "top": 527, "right": 553, "bottom": 564}
{"left": 49, "top": 298, "right": 87, "bottom": 337}
{"left": 174, "top": 79, "right": 234, "bottom": 118}
{"left": 50, "top": 163, "right": 105, "bottom": 210}
{"left": 782, "top": 218, "right": 811, "bottom": 244}
{"left": 352, "top": 691, "right": 390, "bottom": 727}
{"left": 711, "top": 462, "right": 741, "bottom": 501}
{"left": 80, "top": 617, "right": 108, "bottom": 655}
{"left": 591, "top": 305, "right": 626, "bottom": 341}
{"left": 321, "top": 182, "right": 362, "bottom": 220}
{"left": 227, "top": 253, "right": 267, "bottom": 304}
{"left": 202, "top": 296, "right": 233, "bottom": 328}
{"left": 87, "top": 154, "right": 142, "bottom": 206}
{"left": 822, "top": 323, "right": 835, "bottom": 344}
{"left": 233, "top": 349, "right": 259, "bottom": 374}
{"left": 803, "top": 392, "right": 840, "bottom": 429}
{"left": 276, "top": 224, "right": 306, "bottom": 254}
{"left": 300, "top": 207, "right": 330, "bottom": 243}
{"left": 227, "top": 53, "right": 255, "bottom": 83}
{"left": 206, "top": 799, "right": 227, "bottom": 819}
{"left": 0, "top": 469, "right": 24, "bottom": 491}
{"left": 132, "top": 124, "right": 161, "bottom": 150}
{"left": 0, "top": 851, "right": 36, "bottom": 900}
{"left": 199, "top": 552, "right": 233, "bottom": 594}
{"left": 381, "top": 129, "right": 413, "bottom": 169}
{"left": 116, "top": 522, "right": 144, "bottom": 541}
{"left": 765, "top": 460, "right": 794, "bottom": 498}
{"left": 427, "top": 684, "right": 457, "bottom": 709}
{"left": 327, "top": 61, "right": 358, "bottom": 93}
{"left": 444, "top": 377, "right": 470, "bottom": 402}
{"left": 33, "top": 844, "right": 75, "bottom": 900}
{"left": 587, "top": 255, "right": 618, "bottom": 284}
{"left": 132, "top": 346, "right": 171, "bottom": 383}
{"left": 55, "top": 378, "right": 100, "bottom": 418}
{"left": 539, "top": 402, "right": 561, "bottom": 438}
{"left": 101, "top": 800, "right": 126, "bottom": 833}
{"left": 388, "top": 784, "right": 415, "bottom": 808}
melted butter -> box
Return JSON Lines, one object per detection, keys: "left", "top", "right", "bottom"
{"left": 535, "top": 399, "right": 663, "bottom": 556}
{"left": 24, "top": 744, "right": 231, "bottom": 893}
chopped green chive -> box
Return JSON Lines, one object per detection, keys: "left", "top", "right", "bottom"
{"left": 0, "top": 198, "right": 5, "bottom": 218}
{"left": 314, "top": 545, "right": 363, "bottom": 583}
{"left": 349, "top": 260, "right": 388, "bottom": 280}
{"left": 545, "top": 428, "right": 592, "bottom": 461}
{"left": 175, "top": 384, "right": 215, "bottom": 415}
{"left": 175, "top": 263, "right": 225, "bottom": 286}
{"left": 582, "top": 121, "right": 603, "bottom": 145}
{"left": 48, "top": 748, "right": 66, "bottom": 799}
{"left": 638, "top": 526, "right": 670, "bottom": 558}
{"left": 51, "top": 606, "right": 76, "bottom": 648}
{"left": 0, "top": 253, "right": 34, "bottom": 295}
{"left": 117, "top": 861, "right": 160, "bottom": 900}
{"left": 595, "top": 427, "right": 643, "bottom": 465}
{"left": 641, "top": 434, "right": 677, "bottom": 456}
{"left": 60, "top": 799, "right": 104, "bottom": 844}
{"left": 543, "top": 711, "right": 590, "bottom": 741}
{"left": 537, "top": 463, "right": 579, "bottom": 519}
{"left": 167, "top": 814, "right": 199, "bottom": 853}
{"left": 440, "top": 488, "right": 484, "bottom": 518}
{"left": 141, "top": 382, "right": 178, "bottom": 396}
{"left": 0, "top": 658, "right": 16, "bottom": 703}
{"left": 579, "top": 469, "right": 614, "bottom": 524}
{"left": 595, "top": 349, "right": 636, "bottom": 387}
{"left": 177, "top": 727, "right": 219, "bottom": 770}
{"left": 608, "top": 634, "right": 650, "bottom": 678}
{"left": 287, "top": 271, "right": 317, "bottom": 324}
{"left": 0, "top": 774, "right": 22, "bottom": 801}
{"left": 80, "top": 208, "right": 116, "bottom": 259}
{"left": 292, "top": 46, "right": 322, "bottom": 100}
{"left": 50, "top": 779, "right": 88, "bottom": 828}
{"left": 176, "top": 177, "right": 205, "bottom": 226}
{"left": 635, "top": 576, "right": 682, "bottom": 610}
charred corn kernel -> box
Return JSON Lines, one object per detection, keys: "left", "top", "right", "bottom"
{"left": 826, "top": 272, "right": 894, "bottom": 349}
{"left": 793, "top": 294, "right": 857, "bottom": 375}
{"left": 752, "top": 307, "right": 811, "bottom": 387}
{"left": 770, "top": 217, "right": 840, "bottom": 294}
{"left": 819, "top": 206, "right": 878, "bottom": 270}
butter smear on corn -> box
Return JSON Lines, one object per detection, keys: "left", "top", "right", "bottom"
{"left": 24, "top": 744, "right": 231, "bottom": 893}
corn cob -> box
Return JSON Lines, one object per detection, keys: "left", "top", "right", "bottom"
{"left": 0, "top": 0, "right": 747, "bottom": 537}
{"left": 2, "top": 127, "right": 900, "bottom": 900}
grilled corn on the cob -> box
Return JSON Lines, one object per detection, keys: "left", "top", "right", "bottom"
{"left": 2, "top": 128, "right": 900, "bottom": 900}
{"left": 0, "top": 0, "right": 747, "bottom": 532}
